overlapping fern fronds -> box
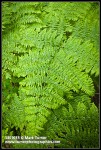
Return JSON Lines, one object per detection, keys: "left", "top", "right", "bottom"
{"left": 2, "top": 1, "right": 99, "bottom": 148}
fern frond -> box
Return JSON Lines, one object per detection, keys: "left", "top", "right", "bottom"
{"left": 42, "top": 101, "right": 99, "bottom": 148}
{"left": 2, "top": 2, "right": 99, "bottom": 148}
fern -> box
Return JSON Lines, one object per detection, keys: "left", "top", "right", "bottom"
{"left": 42, "top": 100, "right": 99, "bottom": 148}
{"left": 2, "top": 2, "right": 99, "bottom": 148}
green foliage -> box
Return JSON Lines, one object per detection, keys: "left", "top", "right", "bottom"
{"left": 2, "top": 1, "right": 99, "bottom": 148}
{"left": 42, "top": 101, "right": 99, "bottom": 148}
